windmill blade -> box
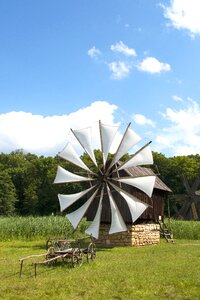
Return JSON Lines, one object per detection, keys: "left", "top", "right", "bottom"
{"left": 58, "top": 142, "right": 94, "bottom": 173}
{"left": 117, "top": 143, "right": 153, "bottom": 171}
{"left": 99, "top": 121, "right": 119, "bottom": 166}
{"left": 85, "top": 185, "right": 104, "bottom": 239}
{"left": 109, "top": 182, "right": 149, "bottom": 223}
{"left": 182, "top": 175, "right": 191, "bottom": 195}
{"left": 71, "top": 127, "right": 97, "bottom": 167}
{"left": 58, "top": 185, "right": 96, "bottom": 212}
{"left": 108, "top": 123, "right": 141, "bottom": 171}
{"left": 54, "top": 166, "right": 94, "bottom": 184}
{"left": 191, "top": 178, "right": 200, "bottom": 195}
{"left": 66, "top": 187, "right": 99, "bottom": 230}
{"left": 112, "top": 175, "right": 156, "bottom": 198}
{"left": 191, "top": 201, "right": 199, "bottom": 220}
{"left": 106, "top": 184, "right": 127, "bottom": 234}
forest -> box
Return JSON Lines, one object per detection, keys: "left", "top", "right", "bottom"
{"left": 0, "top": 149, "right": 200, "bottom": 216}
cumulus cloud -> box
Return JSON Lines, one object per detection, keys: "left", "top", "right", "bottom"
{"left": 0, "top": 101, "right": 119, "bottom": 156}
{"left": 163, "top": 0, "right": 200, "bottom": 37}
{"left": 138, "top": 57, "right": 171, "bottom": 74}
{"left": 132, "top": 114, "right": 155, "bottom": 127}
{"left": 87, "top": 41, "right": 171, "bottom": 80}
{"left": 88, "top": 46, "right": 101, "bottom": 59}
{"left": 108, "top": 61, "right": 132, "bottom": 79}
{"left": 155, "top": 99, "right": 200, "bottom": 156}
{"left": 110, "top": 41, "right": 137, "bottom": 56}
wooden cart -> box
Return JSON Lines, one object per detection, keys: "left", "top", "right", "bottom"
{"left": 19, "top": 236, "right": 96, "bottom": 277}
{"left": 46, "top": 236, "right": 96, "bottom": 262}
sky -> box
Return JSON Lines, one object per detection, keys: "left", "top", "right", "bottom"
{"left": 1, "top": 0, "right": 200, "bottom": 158}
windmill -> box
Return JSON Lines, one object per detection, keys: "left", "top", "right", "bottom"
{"left": 53, "top": 121, "right": 156, "bottom": 239}
{"left": 175, "top": 175, "right": 200, "bottom": 220}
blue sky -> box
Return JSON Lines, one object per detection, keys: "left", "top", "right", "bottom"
{"left": 1, "top": 0, "right": 200, "bottom": 157}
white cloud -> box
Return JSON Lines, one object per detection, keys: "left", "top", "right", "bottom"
{"left": 172, "top": 95, "right": 183, "bottom": 102}
{"left": 138, "top": 57, "right": 171, "bottom": 74}
{"left": 110, "top": 41, "right": 137, "bottom": 56}
{"left": 88, "top": 46, "right": 101, "bottom": 59}
{"left": 108, "top": 61, "right": 132, "bottom": 79}
{"left": 163, "top": 0, "right": 200, "bottom": 37}
{"left": 132, "top": 114, "right": 155, "bottom": 127}
{"left": 155, "top": 99, "right": 200, "bottom": 156}
{"left": 0, "top": 101, "right": 119, "bottom": 156}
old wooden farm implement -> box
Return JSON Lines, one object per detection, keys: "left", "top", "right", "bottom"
{"left": 19, "top": 236, "right": 96, "bottom": 277}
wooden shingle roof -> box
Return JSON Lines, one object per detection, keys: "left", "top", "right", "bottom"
{"left": 124, "top": 166, "right": 172, "bottom": 193}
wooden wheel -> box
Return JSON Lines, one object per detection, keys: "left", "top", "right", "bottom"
{"left": 72, "top": 250, "right": 83, "bottom": 268}
{"left": 87, "top": 242, "right": 96, "bottom": 262}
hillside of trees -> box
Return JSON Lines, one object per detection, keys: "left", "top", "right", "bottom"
{"left": 0, "top": 149, "right": 200, "bottom": 216}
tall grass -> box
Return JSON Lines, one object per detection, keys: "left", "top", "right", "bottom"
{"left": 0, "top": 216, "right": 88, "bottom": 241}
{"left": 0, "top": 216, "right": 200, "bottom": 241}
{"left": 170, "top": 219, "right": 200, "bottom": 240}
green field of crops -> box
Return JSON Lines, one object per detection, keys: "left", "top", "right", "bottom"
{"left": 1, "top": 216, "right": 200, "bottom": 240}
{"left": 0, "top": 217, "right": 200, "bottom": 299}
{"left": 0, "top": 216, "right": 89, "bottom": 241}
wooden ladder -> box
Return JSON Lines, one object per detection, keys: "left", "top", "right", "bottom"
{"left": 159, "top": 220, "right": 174, "bottom": 242}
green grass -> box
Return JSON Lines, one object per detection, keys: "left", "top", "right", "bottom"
{"left": 170, "top": 219, "right": 200, "bottom": 240}
{"left": 0, "top": 216, "right": 88, "bottom": 240}
{"left": 0, "top": 239, "right": 200, "bottom": 300}
{"left": 1, "top": 216, "right": 200, "bottom": 241}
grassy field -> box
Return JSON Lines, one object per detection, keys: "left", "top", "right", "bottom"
{"left": 0, "top": 217, "right": 200, "bottom": 299}
{"left": 0, "top": 239, "right": 200, "bottom": 300}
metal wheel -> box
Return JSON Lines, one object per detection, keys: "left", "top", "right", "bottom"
{"left": 87, "top": 242, "right": 96, "bottom": 262}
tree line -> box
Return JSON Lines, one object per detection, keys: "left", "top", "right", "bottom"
{"left": 0, "top": 149, "right": 200, "bottom": 216}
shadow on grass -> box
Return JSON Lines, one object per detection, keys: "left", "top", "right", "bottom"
{"left": 6, "top": 242, "right": 47, "bottom": 250}
{"left": 96, "top": 247, "right": 114, "bottom": 252}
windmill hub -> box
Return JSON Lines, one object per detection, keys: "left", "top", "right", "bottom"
{"left": 98, "top": 172, "right": 108, "bottom": 183}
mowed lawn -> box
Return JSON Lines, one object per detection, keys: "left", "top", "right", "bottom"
{"left": 0, "top": 239, "right": 200, "bottom": 300}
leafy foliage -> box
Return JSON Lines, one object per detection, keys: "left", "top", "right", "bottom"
{"left": 0, "top": 149, "right": 200, "bottom": 216}
{"left": 0, "top": 168, "right": 17, "bottom": 215}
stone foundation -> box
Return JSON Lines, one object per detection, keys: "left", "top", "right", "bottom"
{"left": 95, "top": 223, "right": 160, "bottom": 247}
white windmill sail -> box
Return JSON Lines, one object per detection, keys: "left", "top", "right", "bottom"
{"left": 85, "top": 185, "right": 104, "bottom": 239}
{"left": 58, "top": 142, "right": 93, "bottom": 173}
{"left": 109, "top": 182, "right": 149, "bottom": 223}
{"left": 112, "top": 175, "right": 156, "bottom": 198}
{"left": 106, "top": 184, "right": 127, "bottom": 234}
{"left": 66, "top": 188, "right": 99, "bottom": 230}
{"left": 99, "top": 121, "right": 119, "bottom": 166}
{"left": 54, "top": 166, "right": 94, "bottom": 184}
{"left": 54, "top": 120, "right": 157, "bottom": 239}
{"left": 71, "top": 127, "right": 97, "bottom": 166}
{"left": 117, "top": 143, "right": 153, "bottom": 171}
{"left": 108, "top": 123, "right": 141, "bottom": 171}
{"left": 58, "top": 186, "right": 96, "bottom": 212}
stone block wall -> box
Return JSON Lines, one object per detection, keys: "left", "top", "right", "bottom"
{"left": 95, "top": 223, "right": 160, "bottom": 247}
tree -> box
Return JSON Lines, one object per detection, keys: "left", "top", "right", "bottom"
{"left": 0, "top": 168, "right": 17, "bottom": 215}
